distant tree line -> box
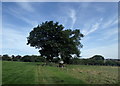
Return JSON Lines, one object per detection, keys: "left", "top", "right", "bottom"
{"left": 1, "top": 54, "right": 45, "bottom": 62}
{"left": 69, "top": 55, "right": 120, "bottom": 66}
{"left": 1, "top": 54, "right": 120, "bottom": 66}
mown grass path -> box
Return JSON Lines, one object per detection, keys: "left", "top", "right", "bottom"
{"left": 2, "top": 61, "right": 119, "bottom": 84}
{"left": 35, "top": 65, "right": 84, "bottom": 84}
{"left": 2, "top": 61, "right": 84, "bottom": 84}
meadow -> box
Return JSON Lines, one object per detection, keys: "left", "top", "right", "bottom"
{"left": 2, "top": 61, "right": 119, "bottom": 84}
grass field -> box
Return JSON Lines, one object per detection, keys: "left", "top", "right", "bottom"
{"left": 2, "top": 61, "right": 119, "bottom": 84}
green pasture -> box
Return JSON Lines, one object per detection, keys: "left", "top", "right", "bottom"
{"left": 2, "top": 61, "right": 119, "bottom": 84}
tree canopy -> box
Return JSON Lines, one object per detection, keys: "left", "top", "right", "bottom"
{"left": 90, "top": 55, "right": 105, "bottom": 60}
{"left": 27, "top": 21, "right": 84, "bottom": 63}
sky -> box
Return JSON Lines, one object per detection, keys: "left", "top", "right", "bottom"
{"left": 1, "top": 2, "right": 118, "bottom": 59}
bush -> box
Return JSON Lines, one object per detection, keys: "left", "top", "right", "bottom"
{"left": 21, "top": 55, "right": 45, "bottom": 62}
{"left": 2, "top": 54, "right": 11, "bottom": 61}
{"left": 12, "top": 55, "right": 22, "bottom": 61}
{"left": 90, "top": 55, "right": 105, "bottom": 60}
{"left": 105, "top": 60, "right": 117, "bottom": 66}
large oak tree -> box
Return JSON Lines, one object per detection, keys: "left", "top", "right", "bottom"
{"left": 27, "top": 21, "right": 84, "bottom": 64}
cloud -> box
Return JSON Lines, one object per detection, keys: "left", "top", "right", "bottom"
{"left": 112, "top": 19, "right": 118, "bottom": 25}
{"left": 81, "top": 18, "right": 102, "bottom": 36}
{"left": 2, "top": 27, "right": 39, "bottom": 56}
{"left": 96, "top": 16, "right": 118, "bottom": 41}
{"left": 81, "top": 15, "right": 118, "bottom": 41}
{"left": 102, "top": 16, "right": 117, "bottom": 29}
{"left": 98, "top": 28, "right": 118, "bottom": 41}
{"left": 16, "top": 2, "right": 35, "bottom": 12}
{"left": 5, "top": 6, "right": 38, "bottom": 27}
{"left": 68, "top": 8, "right": 77, "bottom": 29}
{"left": 86, "top": 22, "right": 100, "bottom": 35}
{"left": 81, "top": 43, "right": 118, "bottom": 59}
